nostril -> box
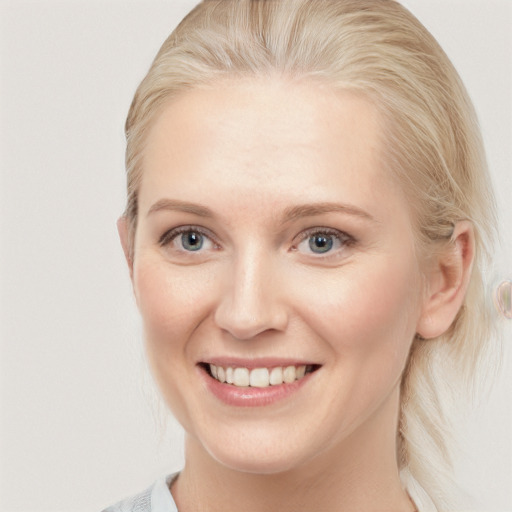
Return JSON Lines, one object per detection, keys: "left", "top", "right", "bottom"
{"left": 214, "top": 306, "right": 289, "bottom": 341}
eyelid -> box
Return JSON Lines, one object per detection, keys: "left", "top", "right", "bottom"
{"left": 157, "top": 224, "right": 354, "bottom": 256}
{"left": 292, "top": 227, "right": 356, "bottom": 255}
{"left": 158, "top": 225, "right": 219, "bottom": 248}
{"left": 295, "top": 226, "right": 354, "bottom": 243}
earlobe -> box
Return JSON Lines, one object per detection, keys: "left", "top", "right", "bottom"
{"left": 416, "top": 221, "right": 475, "bottom": 340}
{"left": 117, "top": 216, "right": 134, "bottom": 280}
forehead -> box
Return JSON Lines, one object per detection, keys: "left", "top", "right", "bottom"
{"left": 139, "top": 77, "right": 405, "bottom": 222}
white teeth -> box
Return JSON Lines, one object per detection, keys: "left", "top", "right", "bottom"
{"left": 233, "top": 367, "right": 250, "bottom": 387}
{"left": 249, "top": 368, "right": 269, "bottom": 388}
{"left": 283, "top": 365, "right": 296, "bottom": 383}
{"left": 208, "top": 364, "right": 311, "bottom": 387}
{"left": 269, "top": 366, "right": 283, "bottom": 385}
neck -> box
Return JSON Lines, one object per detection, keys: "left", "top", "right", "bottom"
{"left": 172, "top": 390, "right": 415, "bottom": 512}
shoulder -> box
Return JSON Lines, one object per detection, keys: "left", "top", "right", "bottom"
{"left": 101, "top": 474, "right": 179, "bottom": 512}
{"left": 101, "top": 488, "right": 151, "bottom": 512}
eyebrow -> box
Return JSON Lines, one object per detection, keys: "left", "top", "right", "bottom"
{"left": 147, "top": 198, "right": 214, "bottom": 218}
{"left": 147, "top": 198, "right": 378, "bottom": 224}
{"left": 282, "top": 202, "right": 378, "bottom": 224}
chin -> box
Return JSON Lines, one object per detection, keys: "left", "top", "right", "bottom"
{"left": 210, "top": 449, "right": 305, "bottom": 476}
{"left": 199, "top": 429, "right": 316, "bottom": 476}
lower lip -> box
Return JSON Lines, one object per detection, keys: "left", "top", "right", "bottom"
{"left": 200, "top": 367, "right": 315, "bottom": 407}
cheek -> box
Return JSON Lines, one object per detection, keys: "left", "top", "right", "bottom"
{"left": 294, "top": 258, "right": 422, "bottom": 365}
{"left": 282, "top": 256, "right": 423, "bottom": 435}
{"left": 132, "top": 259, "right": 219, "bottom": 427}
{"left": 133, "top": 260, "right": 217, "bottom": 383}
{"left": 134, "top": 260, "right": 214, "bottom": 337}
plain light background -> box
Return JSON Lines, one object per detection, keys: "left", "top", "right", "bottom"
{"left": 0, "top": 1, "right": 510, "bottom": 511}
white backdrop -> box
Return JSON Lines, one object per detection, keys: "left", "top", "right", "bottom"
{"left": 0, "top": 1, "right": 510, "bottom": 511}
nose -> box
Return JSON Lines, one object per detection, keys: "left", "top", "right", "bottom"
{"left": 214, "top": 248, "right": 289, "bottom": 340}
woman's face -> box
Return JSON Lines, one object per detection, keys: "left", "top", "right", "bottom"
{"left": 127, "top": 78, "right": 429, "bottom": 474}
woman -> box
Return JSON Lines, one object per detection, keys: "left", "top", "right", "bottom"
{"left": 105, "top": 1, "right": 498, "bottom": 510}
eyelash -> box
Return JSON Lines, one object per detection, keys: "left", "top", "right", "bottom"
{"left": 158, "top": 225, "right": 356, "bottom": 257}
{"left": 158, "top": 225, "right": 218, "bottom": 249}
{"left": 293, "top": 227, "right": 356, "bottom": 256}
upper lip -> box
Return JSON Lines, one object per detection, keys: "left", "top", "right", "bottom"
{"left": 199, "top": 357, "right": 321, "bottom": 369}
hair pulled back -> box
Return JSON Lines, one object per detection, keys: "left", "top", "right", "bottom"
{"left": 124, "top": 2, "right": 498, "bottom": 508}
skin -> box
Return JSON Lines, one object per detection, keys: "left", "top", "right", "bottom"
{"left": 119, "top": 77, "right": 474, "bottom": 512}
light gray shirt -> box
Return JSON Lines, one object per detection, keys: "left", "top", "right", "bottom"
{"left": 102, "top": 474, "right": 178, "bottom": 512}
{"left": 101, "top": 471, "right": 437, "bottom": 512}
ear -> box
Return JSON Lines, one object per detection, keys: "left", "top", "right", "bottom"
{"left": 117, "top": 216, "right": 134, "bottom": 280}
{"left": 416, "top": 221, "right": 474, "bottom": 339}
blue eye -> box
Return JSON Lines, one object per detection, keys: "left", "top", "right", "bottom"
{"left": 309, "top": 234, "right": 334, "bottom": 253}
{"left": 181, "top": 231, "right": 204, "bottom": 251}
{"left": 296, "top": 228, "right": 354, "bottom": 257}
{"left": 159, "top": 226, "right": 215, "bottom": 254}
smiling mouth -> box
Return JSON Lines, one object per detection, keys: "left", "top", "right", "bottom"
{"left": 201, "top": 363, "right": 320, "bottom": 388}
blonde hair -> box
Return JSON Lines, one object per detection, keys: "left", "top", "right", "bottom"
{"left": 124, "top": 1, "right": 498, "bottom": 508}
